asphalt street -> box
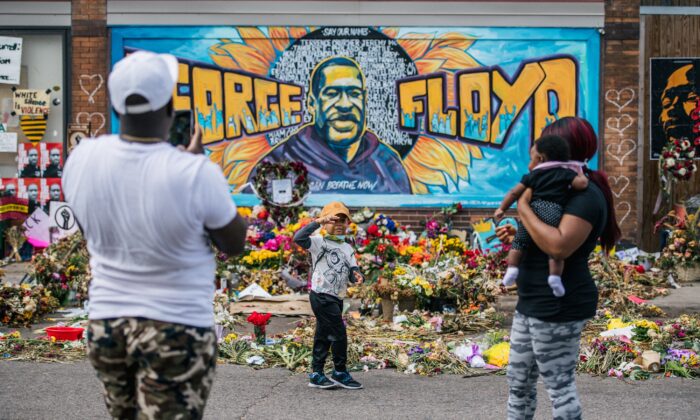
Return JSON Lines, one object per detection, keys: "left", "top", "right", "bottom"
{"left": 1, "top": 361, "right": 699, "bottom": 419}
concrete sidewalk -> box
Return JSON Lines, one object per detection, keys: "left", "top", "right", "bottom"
{"left": 1, "top": 361, "right": 699, "bottom": 420}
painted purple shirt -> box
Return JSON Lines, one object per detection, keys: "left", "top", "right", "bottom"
{"left": 261, "top": 125, "right": 412, "bottom": 194}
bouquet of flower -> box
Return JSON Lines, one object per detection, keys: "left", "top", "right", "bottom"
{"left": 661, "top": 137, "right": 698, "bottom": 181}
{"left": 247, "top": 311, "right": 272, "bottom": 345}
{"left": 659, "top": 208, "right": 700, "bottom": 269}
{"left": 351, "top": 207, "right": 375, "bottom": 225}
{"left": 0, "top": 283, "right": 59, "bottom": 327}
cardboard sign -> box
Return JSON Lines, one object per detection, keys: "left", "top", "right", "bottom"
{"left": 0, "top": 123, "right": 17, "bottom": 152}
{"left": 0, "top": 36, "right": 22, "bottom": 85}
{"left": 23, "top": 208, "right": 50, "bottom": 248}
{"left": 13, "top": 89, "right": 50, "bottom": 116}
{"left": 272, "top": 178, "right": 293, "bottom": 204}
{"left": 49, "top": 201, "right": 79, "bottom": 239}
{"left": 0, "top": 196, "right": 28, "bottom": 221}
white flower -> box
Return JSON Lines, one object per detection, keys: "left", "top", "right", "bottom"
{"left": 678, "top": 168, "right": 687, "bottom": 176}
{"left": 688, "top": 150, "right": 696, "bottom": 159}
{"left": 681, "top": 140, "right": 691, "bottom": 150}
{"left": 665, "top": 158, "right": 676, "bottom": 168}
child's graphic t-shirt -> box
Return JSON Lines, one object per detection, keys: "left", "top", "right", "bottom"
{"left": 307, "top": 236, "right": 358, "bottom": 298}
{"left": 293, "top": 221, "right": 359, "bottom": 298}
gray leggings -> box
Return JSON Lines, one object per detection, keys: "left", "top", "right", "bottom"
{"left": 507, "top": 312, "right": 588, "bottom": 420}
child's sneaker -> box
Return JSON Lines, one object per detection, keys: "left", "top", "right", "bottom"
{"left": 330, "top": 370, "right": 363, "bottom": 390}
{"left": 308, "top": 372, "right": 336, "bottom": 389}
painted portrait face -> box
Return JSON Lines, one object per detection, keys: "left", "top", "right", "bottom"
{"left": 49, "top": 149, "right": 61, "bottom": 165}
{"left": 50, "top": 184, "right": 62, "bottom": 201}
{"left": 5, "top": 184, "right": 16, "bottom": 197}
{"left": 28, "top": 149, "right": 39, "bottom": 165}
{"left": 27, "top": 184, "right": 38, "bottom": 201}
{"left": 660, "top": 64, "right": 698, "bottom": 141}
{"left": 311, "top": 62, "right": 366, "bottom": 146}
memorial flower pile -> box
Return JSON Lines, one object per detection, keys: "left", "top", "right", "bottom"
{"left": 0, "top": 283, "right": 59, "bottom": 327}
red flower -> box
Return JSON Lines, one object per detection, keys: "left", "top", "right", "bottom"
{"left": 247, "top": 311, "right": 272, "bottom": 327}
{"left": 635, "top": 265, "right": 645, "bottom": 274}
{"left": 377, "top": 244, "right": 387, "bottom": 253}
{"left": 258, "top": 209, "right": 269, "bottom": 220}
{"left": 387, "top": 235, "right": 400, "bottom": 245}
{"left": 456, "top": 202, "right": 463, "bottom": 211}
{"left": 367, "top": 224, "right": 380, "bottom": 237}
{"left": 295, "top": 175, "right": 306, "bottom": 185}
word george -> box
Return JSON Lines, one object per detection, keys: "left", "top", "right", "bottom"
{"left": 397, "top": 56, "right": 577, "bottom": 146}
{"left": 160, "top": 52, "right": 304, "bottom": 145}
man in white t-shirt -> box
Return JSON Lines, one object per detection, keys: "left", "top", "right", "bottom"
{"left": 63, "top": 51, "right": 247, "bottom": 420}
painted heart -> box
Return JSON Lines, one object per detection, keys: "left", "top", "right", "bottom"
{"left": 79, "top": 74, "right": 104, "bottom": 105}
{"left": 605, "top": 88, "right": 636, "bottom": 113}
{"left": 606, "top": 115, "right": 634, "bottom": 135}
{"left": 606, "top": 139, "right": 637, "bottom": 165}
{"left": 616, "top": 201, "right": 631, "bottom": 226}
{"left": 608, "top": 175, "right": 630, "bottom": 198}
{"left": 76, "top": 112, "right": 106, "bottom": 137}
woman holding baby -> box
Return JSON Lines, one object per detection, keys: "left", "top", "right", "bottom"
{"left": 498, "top": 117, "right": 621, "bottom": 420}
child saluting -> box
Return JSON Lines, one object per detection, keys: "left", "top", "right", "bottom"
{"left": 294, "top": 201, "right": 364, "bottom": 390}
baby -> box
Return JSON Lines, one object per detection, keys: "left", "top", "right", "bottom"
{"left": 494, "top": 135, "right": 588, "bottom": 297}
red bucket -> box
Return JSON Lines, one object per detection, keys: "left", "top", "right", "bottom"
{"left": 45, "top": 326, "right": 84, "bottom": 341}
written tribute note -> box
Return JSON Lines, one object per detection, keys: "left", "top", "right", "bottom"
{"left": 0, "top": 36, "right": 22, "bottom": 85}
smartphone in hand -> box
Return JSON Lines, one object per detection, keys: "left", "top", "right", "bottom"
{"left": 169, "top": 110, "right": 193, "bottom": 148}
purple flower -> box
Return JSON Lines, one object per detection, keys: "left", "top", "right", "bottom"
{"left": 407, "top": 346, "right": 425, "bottom": 356}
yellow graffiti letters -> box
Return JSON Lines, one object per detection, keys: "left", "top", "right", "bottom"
{"left": 397, "top": 56, "right": 578, "bottom": 146}
{"left": 172, "top": 59, "right": 303, "bottom": 145}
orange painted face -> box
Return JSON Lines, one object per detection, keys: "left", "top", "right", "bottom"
{"left": 311, "top": 65, "right": 366, "bottom": 146}
{"left": 660, "top": 64, "right": 698, "bottom": 140}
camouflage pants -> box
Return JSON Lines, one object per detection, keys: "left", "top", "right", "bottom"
{"left": 507, "top": 312, "right": 588, "bottom": 420}
{"left": 87, "top": 318, "right": 217, "bottom": 420}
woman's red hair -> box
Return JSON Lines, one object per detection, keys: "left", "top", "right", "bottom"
{"left": 541, "top": 117, "right": 621, "bottom": 251}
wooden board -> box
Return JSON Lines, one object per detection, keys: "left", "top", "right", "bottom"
{"left": 229, "top": 294, "right": 312, "bottom": 316}
{"left": 639, "top": 14, "right": 700, "bottom": 250}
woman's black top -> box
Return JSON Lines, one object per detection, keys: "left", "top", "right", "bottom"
{"left": 515, "top": 182, "right": 607, "bottom": 322}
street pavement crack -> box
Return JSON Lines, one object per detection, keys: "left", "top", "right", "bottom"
{"left": 240, "top": 373, "right": 292, "bottom": 419}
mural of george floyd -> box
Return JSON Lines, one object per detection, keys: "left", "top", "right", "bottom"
{"left": 111, "top": 26, "right": 600, "bottom": 208}
{"left": 650, "top": 58, "right": 700, "bottom": 160}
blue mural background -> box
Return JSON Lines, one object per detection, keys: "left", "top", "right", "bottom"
{"left": 111, "top": 26, "right": 600, "bottom": 208}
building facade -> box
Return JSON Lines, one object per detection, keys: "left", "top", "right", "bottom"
{"left": 1, "top": 0, "right": 698, "bottom": 250}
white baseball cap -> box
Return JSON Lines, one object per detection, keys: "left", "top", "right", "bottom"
{"left": 108, "top": 50, "right": 179, "bottom": 115}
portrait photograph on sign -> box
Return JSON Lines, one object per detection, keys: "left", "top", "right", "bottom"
{"left": 650, "top": 57, "right": 700, "bottom": 160}
{"left": 17, "top": 177, "right": 42, "bottom": 209}
{"left": 18, "top": 142, "right": 41, "bottom": 178}
{"left": 112, "top": 26, "right": 600, "bottom": 208}
{"left": 1, "top": 177, "right": 18, "bottom": 197}
{"left": 40, "top": 142, "right": 63, "bottom": 178}
{"left": 40, "top": 178, "right": 63, "bottom": 213}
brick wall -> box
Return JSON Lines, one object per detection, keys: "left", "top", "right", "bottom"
{"left": 71, "top": 0, "right": 108, "bottom": 137}
{"left": 601, "top": 0, "right": 641, "bottom": 241}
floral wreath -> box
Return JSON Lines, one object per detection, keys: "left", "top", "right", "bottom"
{"left": 252, "top": 160, "right": 309, "bottom": 224}
{"left": 661, "top": 138, "right": 698, "bottom": 181}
